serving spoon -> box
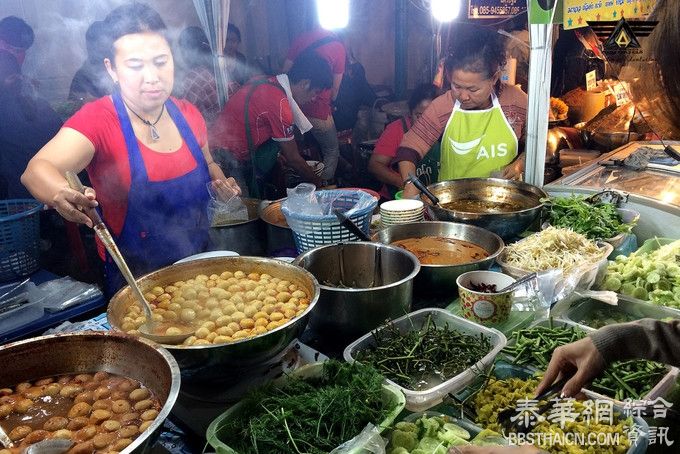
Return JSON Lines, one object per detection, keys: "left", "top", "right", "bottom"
{"left": 407, "top": 173, "right": 440, "bottom": 206}
{"left": 65, "top": 172, "right": 195, "bottom": 344}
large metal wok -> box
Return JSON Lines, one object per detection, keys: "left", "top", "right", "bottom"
{"left": 421, "top": 178, "right": 547, "bottom": 239}
{"left": 108, "top": 256, "right": 320, "bottom": 380}
{"left": 0, "top": 332, "right": 180, "bottom": 453}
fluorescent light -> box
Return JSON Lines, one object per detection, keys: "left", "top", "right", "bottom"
{"left": 316, "top": 0, "right": 350, "bottom": 30}
{"left": 431, "top": 0, "right": 460, "bottom": 22}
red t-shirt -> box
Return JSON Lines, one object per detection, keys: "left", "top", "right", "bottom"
{"left": 64, "top": 96, "right": 207, "bottom": 246}
{"left": 286, "top": 29, "right": 346, "bottom": 120}
{"left": 374, "top": 117, "right": 410, "bottom": 199}
{"left": 209, "top": 77, "right": 294, "bottom": 161}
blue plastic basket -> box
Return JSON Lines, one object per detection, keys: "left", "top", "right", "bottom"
{"left": 0, "top": 199, "right": 42, "bottom": 282}
{"left": 281, "top": 190, "right": 378, "bottom": 253}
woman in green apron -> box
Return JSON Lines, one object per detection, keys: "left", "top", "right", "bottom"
{"left": 368, "top": 83, "right": 439, "bottom": 199}
{"left": 394, "top": 27, "right": 528, "bottom": 199}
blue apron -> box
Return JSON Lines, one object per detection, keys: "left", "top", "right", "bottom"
{"left": 104, "top": 92, "right": 211, "bottom": 296}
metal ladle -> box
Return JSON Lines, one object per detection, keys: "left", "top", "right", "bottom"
{"left": 65, "top": 172, "right": 195, "bottom": 344}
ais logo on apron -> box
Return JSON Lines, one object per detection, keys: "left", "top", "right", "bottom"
{"left": 440, "top": 93, "right": 518, "bottom": 181}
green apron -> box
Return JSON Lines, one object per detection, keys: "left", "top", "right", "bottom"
{"left": 439, "top": 93, "right": 518, "bottom": 180}
{"left": 244, "top": 78, "right": 287, "bottom": 198}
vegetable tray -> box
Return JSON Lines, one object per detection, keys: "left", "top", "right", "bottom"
{"left": 457, "top": 361, "right": 650, "bottom": 454}
{"left": 343, "top": 308, "right": 507, "bottom": 412}
{"left": 506, "top": 318, "right": 678, "bottom": 407}
{"left": 562, "top": 295, "right": 680, "bottom": 329}
{"left": 205, "top": 362, "right": 406, "bottom": 454}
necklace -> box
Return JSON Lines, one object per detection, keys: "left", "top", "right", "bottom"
{"left": 124, "top": 102, "right": 165, "bottom": 141}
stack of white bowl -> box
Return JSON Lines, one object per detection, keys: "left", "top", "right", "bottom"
{"left": 380, "top": 199, "right": 425, "bottom": 228}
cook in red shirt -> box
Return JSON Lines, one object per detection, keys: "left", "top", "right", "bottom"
{"left": 368, "top": 84, "right": 438, "bottom": 199}
{"left": 21, "top": 3, "right": 240, "bottom": 295}
{"left": 211, "top": 52, "right": 333, "bottom": 197}
{"left": 282, "top": 28, "right": 346, "bottom": 182}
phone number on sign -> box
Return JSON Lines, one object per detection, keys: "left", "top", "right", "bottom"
{"left": 471, "top": 6, "right": 524, "bottom": 16}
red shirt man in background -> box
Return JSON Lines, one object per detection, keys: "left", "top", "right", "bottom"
{"left": 282, "top": 28, "right": 346, "bottom": 184}
{"left": 211, "top": 53, "right": 332, "bottom": 198}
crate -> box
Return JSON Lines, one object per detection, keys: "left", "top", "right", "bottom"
{"left": 0, "top": 200, "right": 42, "bottom": 282}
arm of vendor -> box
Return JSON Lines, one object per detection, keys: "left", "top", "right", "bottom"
{"left": 395, "top": 29, "right": 528, "bottom": 198}
{"left": 211, "top": 55, "right": 333, "bottom": 187}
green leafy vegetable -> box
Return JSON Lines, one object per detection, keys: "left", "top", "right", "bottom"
{"left": 355, "top": 315, "right": 493, "bottom": 390}
{"left": 543, "top": 195, "right": 633, "bottom": 240}
{"left": 213, "top": 361, "right": 393, "bottom": 454}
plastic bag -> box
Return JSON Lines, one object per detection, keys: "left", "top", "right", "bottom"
{"left": 37, "top": 277, "right": 103, "bottom": 313}
{"left": 285, "top": 183, "right": 323, "bottom": 215}
{"left": 330, "top": 424, "right": 386, "bottom": 454}
{"left": 206, "top": 181, "right": 248, "bottom": 227}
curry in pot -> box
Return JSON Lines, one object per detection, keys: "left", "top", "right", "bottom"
{"left": 391, "top": 237, "right": 489, "bottom": 265}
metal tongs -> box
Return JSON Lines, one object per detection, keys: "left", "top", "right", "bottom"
{"left": 64, "top": 172, "right": 195, "bottom": 344}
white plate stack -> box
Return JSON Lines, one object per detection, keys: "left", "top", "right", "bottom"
{"left": 380, "top": 199, "right": 424, "bottom": 228}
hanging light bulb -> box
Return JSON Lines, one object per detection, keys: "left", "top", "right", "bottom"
{"left": 316, "top": 0, "right": 350, "bottom": 30}
{"left": 431, "top": 0, "right": 461, "bottom": 22}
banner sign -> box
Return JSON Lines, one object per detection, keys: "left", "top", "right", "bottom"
{"left": 563, "top": 0, "right": 656, "bottom": 29}
{"left": 468, "top": 0, "right": 526, "bottom": 19}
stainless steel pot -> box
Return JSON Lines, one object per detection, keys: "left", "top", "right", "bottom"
{"left": 373, "top": 222, "right": 504, "bottom": 299}
{"left": 259, "top": 199, "right": 296, "bottom": 256}
{"left": 208, "top": 198, "right": 266, "bottom": 256}
{"left": 294, "top": 242, "right": 420, "bottom": 341}
{"left": 422, "top": 178, "right": 547, "bottom": 239}
{"left": 0, "top": 332, "right": 180, "bottom": 453}
{"left": 108, "top": 257, "right": 320, "bottom": 381}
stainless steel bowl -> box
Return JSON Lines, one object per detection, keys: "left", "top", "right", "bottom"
{"left": 294, "top": 242, "right": 420, "bottom": 341}
{"left": 373, "top": 222, "right": 504, "bottom": 299}
{"left": 0, "top": 332, "right": 180, "bottom": 453}
{"left": 108, "top": 256, "right": 320, "bottom": 380}
{"left": 208, "top": 198, "right": 266, "bottom": 256}
{"left": 422, "top": 178, "right": 547, "bottom": 239}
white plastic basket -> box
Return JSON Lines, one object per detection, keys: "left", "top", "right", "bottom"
{"left": 344, "top": 308, "right": 507, "bottom": 412}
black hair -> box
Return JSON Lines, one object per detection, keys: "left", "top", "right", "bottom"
{"left": 287, "top": 52, "right": 332, "bottom": 90}
{"left": 0, "top": 16, "right": 34, "bottom": 49}
{"left": 445, "top": 27, "right": 506, "bottom": 91}
{"left": 408, "top": 83, "right": 437, "bottom": 112}
{"left": 102, "top": 2, "right": 168, "bottom": 63}
{"left": 227, "top": 23, "right": 241, "bottom": 42}
{"left": 85, "top": 20, "right": 108, "bottom": 64}
{"left": 179, "top": 26, "right": 211, "bottom": 68}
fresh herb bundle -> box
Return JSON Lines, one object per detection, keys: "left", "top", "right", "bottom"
{"left": 213, "top": 360, "right": 391, "bottom": 454}
{"left": 355, "top": 314, "right": 493, "bottom": 390}
{"left": 543, "top": 195, "right": 632, "bottom": 240}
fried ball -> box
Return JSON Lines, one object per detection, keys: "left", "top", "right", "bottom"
{"left": 117, "top": 425, "right": 139, "bottom": 438}
{"left": 113, "top": 438, "right": 134, "bottom": 451}
{"left": 120, "top": 412, "right": 140, "bottom": 424}
{"left": 92, "top": 399, "right": 112, "bottom": 410}
{"left": 75, "top": 425, "right": 97, "bottom": 441}
{"left": 92, "top": 408, "right": 112, "bottom": 421}
{"left": 24, "top": 429, "right": 50, "bottom": 444}
{"left": 93, "top": 432, "right": 116, "bottom": 449}
{"left": 14, "top": 398, "right": 33, "bottom": 413}
{"left": 140, "top": 409, "right": 159, "bottom": 421}
{"left": 140, "top": 420, "right": 153, "bottom": 432}
{"left": 8, "top": 425, "right": 31, "bottom": 441}
{"left": 134, "top": 399, "right": 154, "bottom": 411}
{"left": 74, "top": 374, "right": 93, "bottom": 383}
{"left": 129, "top": 388, "right": 150, "bottom": 401}
{"left": 59, "top": 384, "right": 83, "bottom": 398}
{"left": 69, "top": 441, "right": 95, "bottom": 454}
{"left": 74, "top": 390, "right": 95, "bottom": 404}
{"left": 44, "top": 416, "right": 69, "bottom": 431}
{"left": 68, "top": 401, "right": 92, "bottom": 418}
{"left": 94, "top": 386, "right": 111, "bottom": 400}
{"left": 67, "top": 416, "right": 89, "bottom": 430}
{"left": 53, "top": 429, "right": 72, "bottom": 439}
{"left": 101, "top": 420, "right": 122, "bottom": 432}
{"left": 0, "top": 404, "right": 11, "bottom": 418}
{"left": 15, "top": 382, "right": 31, "bottom": 392}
